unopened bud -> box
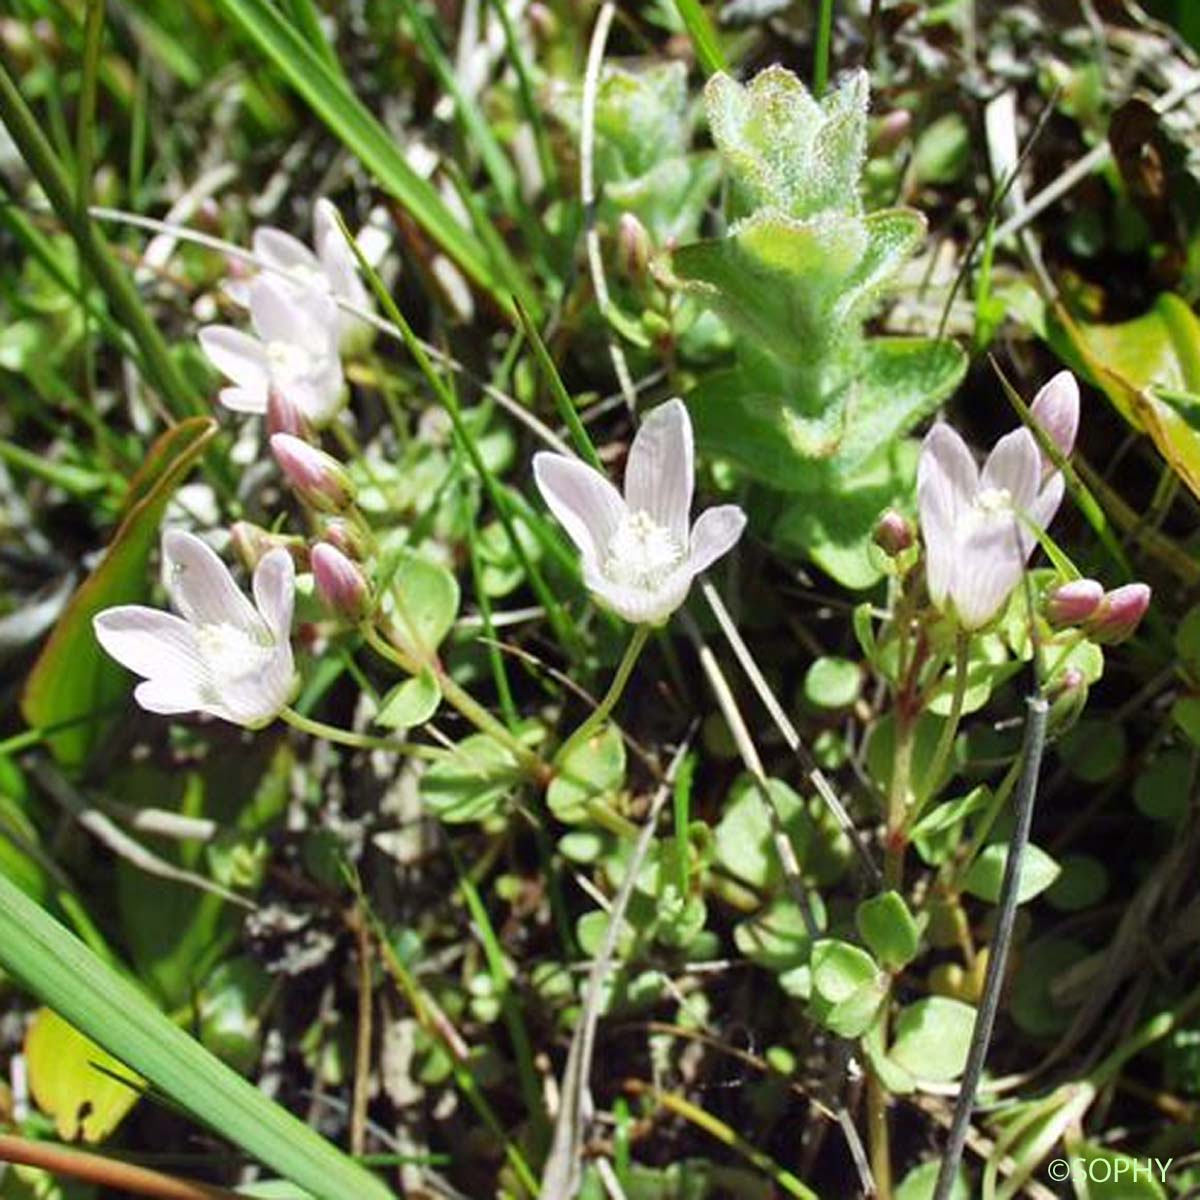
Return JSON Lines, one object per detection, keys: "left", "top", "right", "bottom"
{"left": 1085, "top": 583, "right": 1151, "bottom": 645}
{"left": 1047, "top": 665, "right": 1088, "bottom": 733}
{"left": 321, "top": 517, "right": 369, "bottom": 561}
{"left": 266, "top": 388, "right": 311, "bottom": 439}
{"left": 616, "top": 213, "right": 652, "bottom": 282}
{"left": 1044, "top": 578, "right": 1103, "bottom": 627}
{"left": 270, "top": 433, "right": 354, "bottom": 513}
{"left": 527, "top": 2, "right": 557, "bottom": 40}
{"left": 871, "top": 110, "right": 912, "bottom": 154}
{"left": 873, "top": 508, "right": 914, "bottom": 556}
{"left": 229, "top": 521, "right": 304, "bottom": 571}
{"left": 311, "top": 542, "right": 370, "bottom": 621}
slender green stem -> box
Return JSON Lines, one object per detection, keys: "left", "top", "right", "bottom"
{"left": 814, "top": 0, "right": 835, "bottom": 96}
{"left": 279, "top": 707, "right": 445, "bottom": 759}
{"left": 556, "top": 626, "right": 650, "bottom": 767}
{"left": 866, "top": 1066, "right": 893, "bottom": 1200}
{"left": 362, "top": 626, "right": 548, "bottom": 780}
{"left": 918, "top": 631, "right": 971, "bottom": 820}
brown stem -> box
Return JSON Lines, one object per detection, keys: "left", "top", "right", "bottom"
{"left": 349, "top": 905, "right": 374, "bottom": 1157}
{"left": 0, "top": 1135, "right": 240, "bottom": 1200}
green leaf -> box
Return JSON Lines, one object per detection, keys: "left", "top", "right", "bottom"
{"left": 209, "top": 0, "right": 514, "bottom": 315}
{"left": 1045, "top": 854, "right": 1109, "bottom": 912}
{"left": 803, "top": 657, "right": 861, "bottom": 709}
{"left": 380, "top": 548, "right": 460, "bottom": 660}
{"left": 376, "top": 667, "right": 441, "bottom": 729}
{"left": 0, "top": 872, "right": 393, "bottom": 1198}
{"left": 895, "top": 1160, "right": 971, "bottom": 1200}
{"left": 704, "top": 67, "right": 867, "bottom": 219}
{"left": 911, "top": 785, "right": 991, "bottom": 866}
{"left": 26, "top": 1008, "right": 142, "bottom": 1142}
{"left": 21, "top": 418, "right": 217, "bottom": 767}
{"left": 547, "top": 723, "right": 626, "bottom": 824}
{"left": 1010, "top": 936, "right": 1088, "bottom": 1037}
{"left": 809, "top": 938, "right": 887, "bottom": 1038}
{"left": 912, "top": 113, "right": 971, "bottom": 185}
{"left": 1064, "top": 1145, "right": 1166, "bottom": 1199}
{"left": 734, "top": 896, "right": 815, "bottom": 972}
{"left": 963, "top": 842, "right": 1061, "bottom": 905}
{"left": 856, "top": 891, "right": 919, "bottom": 970}
{"left": 712, "top": 775, "right": 812, "bottom": 890}
{"left": 421, "top": 734, "right": 521, "bottom": 823}
{"left": 888, "top": 997, "right": 976, "bottom": 1082}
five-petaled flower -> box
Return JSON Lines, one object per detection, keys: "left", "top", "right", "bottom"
{"left": 918, "top": 371, "right": 1079, "bottom": 630}
{"left": 533, "top": 399, "right": 746, "bottom": 625}
{"left": 93, "top": 530, "right": 297, "bottom": 728}
{"left": 199, "top": 276, "right": 345, "bottom": 426}
{"left": 248, "top": 198, "right": 373, "bottom": 354}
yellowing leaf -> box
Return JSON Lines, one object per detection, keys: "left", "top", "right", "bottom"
{"left": 26, "top": 1008, "right": 142, "bottom": 1142}
{"left": 1051, "top": 295, "right": 1200, "bottom": 500}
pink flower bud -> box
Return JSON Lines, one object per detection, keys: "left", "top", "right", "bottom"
{"left": 617, "top": 213, "right": 652, "bottom": 282}
{"left": 1044, "top": 578, "right": 1103, "bottom": 627}
{"left": 270, "top": 433, "right": 354, "bottom": 513}
{"left": 871, "top": 110, "right": 912, "bottom": 154}
{"left": 1085, "top": 583, "right": 1151, "bottom": 645}
{"left": 311, "top": 542, "right": 370, "bottom": 621}
{"left": 266, "top": 388, "right": 311, "bottom": 439}
{"left": 229, "top": 520, "right": 295, "bottom": 570}
{"left": 1030, "top": 371, "right": 1080, "bottom": 474}
{"left": 321, "top": 517, "right": 369, "bottom": 561}
{"left": 873, "top": 508, "right": 914, "bottom": 556}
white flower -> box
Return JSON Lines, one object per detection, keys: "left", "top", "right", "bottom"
{"left": 533, "top": 399, "right": 746, "bottom": 625}
{"left": 198, "top": 276, "right": 346, "bottom": 427}
{"left": 93, "top": 530, "right": 297, "bottom": 728}
{"left": 250, "top": 198, "right": 373, "bottom": 353}
{"left": 918, "top": 370, "right": 1080, "bottom": 630}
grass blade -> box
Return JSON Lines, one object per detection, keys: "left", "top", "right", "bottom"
{"left": 0, "top": 872, "right": 394, "bottom": 1200}
{"left": 672, "top": 0, "right": 726, "bottom": 76}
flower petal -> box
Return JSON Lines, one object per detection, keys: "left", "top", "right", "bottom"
{"left": 688, "top": 505, "right": 747, "bottom": 575}
{"left": 249, "top": 276, "right": 336, "bottom": 350}
{"left": 133, "top": 676, "right": 209, "bottom": 716}
{"left": 1030, "top": 370, "right": 1080, "bottom": 467}
{"left": 93, "top": 606, "right": 208, "bottom": 687}
{"left": 198, "top": 326, "right": 268, "bottom": 390}
{"left": 1018, "top": 473, "right": 1065, "bottom": 559}
{"left": 624, "top": 399, "right": 694, "bottom": 542}
{"left": 953, "top": 515, "right": 1025, "bottom": 630}
{"left": 161, "top": 530, "right": 262, "bottom": 633}
{"left": 253, "top": 226, "right": 320, "bottom": 277}
{"left": 314, "top": 199, "right": 370, "bottom": 309}
{"left": 211, "top": 641, "right": 295, "bottom": 727}
{"left": 532, "top": 453, "right": 626, "bottom": 566}
{"left": 982, "top": 427, "right": 1040, "bottom": 512}
{"left": 917, "top": 424, "right": 976, "bottom": 609}
{"left": 253, "top": 548, "right": 296, "bottom": 641}
{"left": 582, "top": 562, "right": 691, "bottom": 626}
{"left": 218, "top": 385, "right": 268, "bottom": 414}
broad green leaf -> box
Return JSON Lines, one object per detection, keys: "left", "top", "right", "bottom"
{"left": 963, "top": 842, "right": 1061, "bottom": 905}
{"left": 26, "top": 1008, "right": 142, "bottom": 1142}
{"left": 856, "top": 891, "right": 919, "bottom": 970}
{"left": 888, "top": 997, "right": 976, "bottom": 1082}
{"left": 20, "top": 418, "right": 216, "bottom": 767}
{"left": 380, "top": 549, "right": 460, "bottom": 661}
{"left": 809, "top": 938, "right": 887, "bottom": 1038}
{"left": 803, "top": 657, "right": 861, "bottom": 710}
{"left": 547, "top": 723, "right": 626, "bottom": 824}
{"left": 734, "top": 896, "right": 815, "bottom": 972}
{"left": 376, "top": 667, "right": 441, "bottom": 729}
{"left": 912, "top": 113, "right": 970, "bottom": 185}
{"left": 198, "top": 957, "right": 274, "bottom": 1075}
{"left": 421, "top": 734, "right": 521, "bottom": 823}
{"left": 911, "top": 786, "right": 992, "bottom": 867}
{"left": 712, "top": 775, "right": 812, "bottom": 890}
{"left": 208, "top": 0, "right": 517, "bottom": 315}
{"left": 1011, "top": 936, "right": 1088, "bottom": 1037}
{"left": 0, "top": 873, "right": 392, "bottom": 1198}
{"left": 1045, "top": 854, "right": 1109, "bottom": 912}
{"left": 1063, "top": 1144, "right": 1166, "bottom": 1199}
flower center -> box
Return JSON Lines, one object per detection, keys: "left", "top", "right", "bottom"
{"left": 603, "top": 510, "right": 685, "bottom": 591}
{"left": 976, "top": 486, "right": 1013, "bottom": 514}
{"left": 265, "top": 340, "right": 316, "bottom": 386}
{"left": 195, "top": 621, "right": 275, "bottom": 685}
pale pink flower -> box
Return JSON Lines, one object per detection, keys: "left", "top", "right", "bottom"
{"left": 918, "top": 371, "right": 1079, "bottom": 630}
{"left": 533, "top": 399, "right": 746, "bottom": 625}
{"left": 1045, "top": 578, "right": 1104, "bottom": 627}
{"left": 270, "top": 434, "right": 355, "bottom": 513}
{"left": 250, "top": 198, "right": 372, "bottom": 353}
{"left": 93, "top": 530, "right": 296, "bottom": 728}
{"left": 1086, "top": 582, "right": 1151, "bottom": 644}
{"left": 198, "top": 276, "right": 345, "bottom": 426}
{"left": 311, "top": 542, "right": 370, "bottom": 621}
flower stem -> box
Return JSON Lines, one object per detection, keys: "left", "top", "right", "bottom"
{"left": 918, "top": 631, "right": 971, "bottom": 820}
{"left": 555, "top": 625, "right": 650, "bottom": 767}
{"left": 363, "top": 625, "right": 549, "bottom": 782}
{"left": 884, "top": 713, "right": 915, "bottom": 890}
{"left": 279, "top": 707, "right": 445, "bottom": 759}
{"left": 866, "top": 1067, "right": 893, "bottom": 1200}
